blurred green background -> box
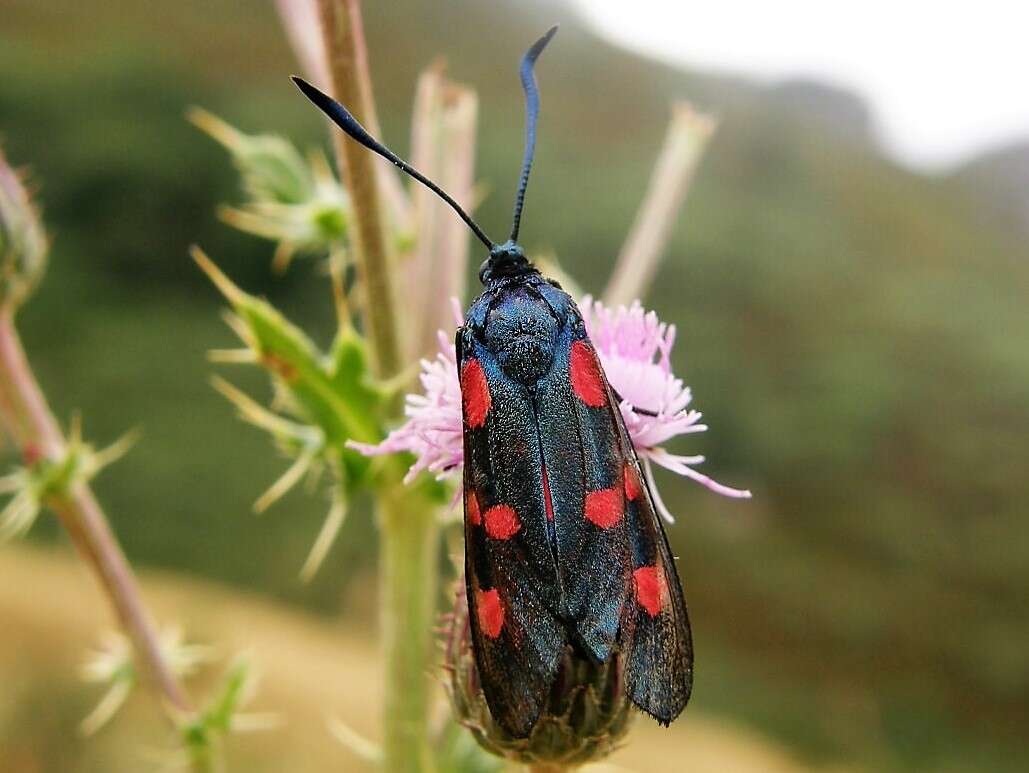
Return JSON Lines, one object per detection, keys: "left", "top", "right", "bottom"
{"left": 2, "top": 0, "right": 1027, "bottom": 771}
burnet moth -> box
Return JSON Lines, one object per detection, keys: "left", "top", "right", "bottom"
{"left": 293, "top": 25, "right": 692, "bottom": 738}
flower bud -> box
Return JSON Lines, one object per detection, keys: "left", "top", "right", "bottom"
{"left": 0, "top": 147, "right": 47, "bottom": 311}
{"left": 191, "top": 247, "right": 381, "bottom": 449}
{"left": 189, "top": 107, "right": 314, "bottom": 205}
{"left": 191, "top": 109, "right": 350, "bottom": 270}
{"left": 444, "top": 585, "right": 632, "bottom": 766}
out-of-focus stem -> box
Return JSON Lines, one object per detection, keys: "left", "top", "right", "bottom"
{"left": 188, "top": 745, "right": 222, "bottom": 773}
{"left": 603, "top": 102, "right": 717, "bottom": 307}
{"left": 275, "top": 0, "right": 411, "bottom": 227}
{"left": 0, "top": 311, "right": 192, "bottom": 714}
{"left": 274, "top": 0, "right": 331, "bottom": 88}
{"left": 337, "top": 0, "right": 410, "bottom": 227}
{"left": 379, "top": 491, "right": 439, "bottom": 772}
{"left": 316, "top": 0, "right": 401, "bottom": 378}
{"left": 527, "top": 764, "right": 568, "bottom": 773}
{"left": 406, "top": 66, "right": 478, "bottom": 359}
{"left": 312, "top": 3, "right": 440, "bottom": 771}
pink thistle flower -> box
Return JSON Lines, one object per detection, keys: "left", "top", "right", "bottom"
{"left": 580, "top": 296, "right": 751, "bottom": 518}
{"left": 351, "top": 297, "right": 750, "bottom": 519}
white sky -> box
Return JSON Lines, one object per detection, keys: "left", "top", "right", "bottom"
{"left": 571, "top": 0, "right": 1029, "bottom": 170}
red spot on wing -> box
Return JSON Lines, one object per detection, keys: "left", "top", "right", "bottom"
{"left": 542, "top": 465, "right": 555, "bottom": 521}
{"left": 633, "top": 565, "right": 664, "bottom": 617}
{"left": 460, "top": 358, "right": 491, "bottom": 428}
{"left": 477, "top": 588, "right": 504, "bottom": 639}
{"left": 570, "top": 340, "right": 607, "bottom": 407}
{"left": 624, "top": 463, "right": 642, "bottom": 501}
{"left": 484, "top": 504, "right": 521, "bottom": 540}
{"left": 584, "top": 487, "right": 623, "bottom": 529}
{"left": 466, "top": 489, "right": 481, "bottom": 526}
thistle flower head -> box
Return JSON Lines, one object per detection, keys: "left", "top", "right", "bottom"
{"left": 350, "top": 327, "right": 464, "bottom": 486}
{"left": 352, "top": 296, "right": 750, "bottom": 517}
{"left": 443, "top": 584, "right": 632, "bottom": 765}
{"left": 190, "top": 108, "right": 350, "bottom": 272}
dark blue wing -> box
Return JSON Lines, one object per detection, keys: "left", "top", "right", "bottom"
{"left": 534, "top": 320, "right": 632, "bottom": 662}
{"left": 458, "top": 326, "right": 565, "bottom": 738}
{"left": 535, "top": 298, "right": 693, "bottom": 723}
{"left": 612, "top": 392, "right": 694, "bottom": 724}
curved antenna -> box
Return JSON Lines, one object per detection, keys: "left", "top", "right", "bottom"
{"left": 291, "top": 76, "right": 494, "bottom": 250}
{"left": 509, "top": 25, "right": 558, "bottom": 243}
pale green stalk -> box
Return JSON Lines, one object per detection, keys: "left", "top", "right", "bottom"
{"left": 313, "top": 2, "right": 440, "bottom": 769}
{"left": 188, "top": 747, "right": 223, "bottom": 773}
{"left": 379, "top": 491, "right": 439, "bottom": 772}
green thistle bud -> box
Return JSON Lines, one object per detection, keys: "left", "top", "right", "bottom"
{"left": 444, "top": 585, "right": 633, "bottom": 767}
{"left": 190, "top": 109, "right": 350, "bottom": 272}
{"left": 0, "top": 146, "right": 47, "bottom": 312}
{"left": 189, "top": 107, "right": 314, "bottom": 205}
{"left": 0, "top": 416, "right": 137, "bottom": 541}
{"left": 192, "top": 247, "right": 381, "bottom": 447}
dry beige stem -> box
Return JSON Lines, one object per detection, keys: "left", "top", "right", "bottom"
{"left": 604, "top": 102, "right": 717, "bottom": 308}
{"left": 405, "top": 65, "right": 478, "bottom": 360}
{"left": 275, "top": 0, "right": 411, "bottom": 228}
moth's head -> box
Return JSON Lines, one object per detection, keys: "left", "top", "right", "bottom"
{"left": 479, "top": 240, "right": 533, "bottom": 283}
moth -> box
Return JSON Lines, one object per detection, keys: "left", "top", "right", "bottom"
{"left": 294, "top": 25, "right": 692, "bottom": 738}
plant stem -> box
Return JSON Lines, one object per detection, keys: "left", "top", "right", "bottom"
{"left": 379, "top": 491, "right": 439, "bottom": 772}
{"left": 0, "top": 311, "right": 192, "bottom": 713}
{"left": 406, "top": 67, "right": 477, "bottom": 360}
{"left": 603, "top": 102, "right": 717, "bottom": 308}
{"left": 316, "top": 0, "right": 401, "bottom": 379}
{"left": 314, "top": 3, "right": 440, "bottom": 770}
{"left": 275, "top": 0, "right": 411, "bottom": 228}
{"left": 188, "top": 744, "right": 223, "bottom": 773}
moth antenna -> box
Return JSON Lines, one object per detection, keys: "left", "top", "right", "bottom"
{"left": 509, "top": 25, "right": 558, "bottom": 243}
{"left": 291, "top": 76, "right": 495, "bottom": 250}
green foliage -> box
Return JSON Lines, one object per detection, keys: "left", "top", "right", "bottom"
{"left": 191, "top": 107, "right": 351, "bottom": 272}
{"left": 190, "top": 107, "right": 316, "bottom": 206}
{"left": 192, "top": 245, "right": 396, "bottom": 580}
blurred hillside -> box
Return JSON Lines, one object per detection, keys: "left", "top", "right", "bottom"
{"left": 1, "top": 546, "right": 837, "bottom": 773}
{"left": 953, "top": 141, "right": 1029, "bottom": 235}
{"left": 2, "top": 0, "right": 1028, "bottom": 771}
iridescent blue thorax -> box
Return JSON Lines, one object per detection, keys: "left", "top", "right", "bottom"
{"left": 464, "top": 255, "right": 579, "bottom": 387}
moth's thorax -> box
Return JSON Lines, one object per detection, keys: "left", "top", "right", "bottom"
{"left": 479, "top": 240, "right": 535, "bottom": 283}
{"left": 484, "top": 288, "right": 560, "bottom": 384}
